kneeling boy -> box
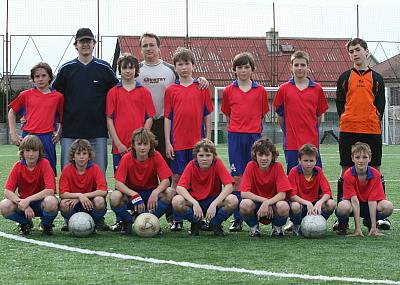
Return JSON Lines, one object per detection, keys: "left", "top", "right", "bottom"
{"left": 172, "top": 139, "right": 238, "bottom": 236}
{"left": 110, "top": 128, "right": 173, "bottom": 234}
{"left": 59, "top": 139, "right": 108, "bottom": 231}
{"left": 239, "top": 138, "right": 292, "bottom": 237}
{"left": 0, "top": 135, "right": 58, "bottom": 235}
{"left": 335, "top": 142, "right": 393, "bottom": 236}
{"left": 288, "top": 144, "right": 336, "bottom": 236}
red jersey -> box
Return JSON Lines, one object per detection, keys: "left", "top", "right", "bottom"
{"left": 288, "top": 165, "right": 332, "bottom": 202}
{"left": 164, "top": 80, "right": 213, "bottom": 151}
{"left": 115, "top": 151, "right": 172, "bottom": 191}
{"left": 59, "top": 163, "right": 107, "bottom": 194}
{"left": 343, "top": 166, "right": 386, "bottom": 202}
{"left": 106, "top": 82, "right": 156, "bottom": 154}
{"left": 178, "top": 158, "right": 234, "bottom": 201}
{"left": 221, "top": 81, "right": 269, "bottom": 133}
{"left": 273, "top": 79, "right": 327, "bottom": 150}
{"left": 9, "top": 88, "right": 64, "bottom": 134}
{"left": 240, "top": 161, "right": 292, "bottom": 199}
{"left": 4, "top": 159, "right": 56, "bottom": 199}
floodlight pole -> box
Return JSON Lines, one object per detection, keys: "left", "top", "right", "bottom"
{"left": 185, "top": 0, "right": 189, "bottom": 48}
{"left": 97, "top": 0, "right": 100, "bottom": 58}
{"left": 356, "top": 4, "right": 359, "bottom": 38}
{"left": 5, "top": 0, "right": 10, "bottom": 144}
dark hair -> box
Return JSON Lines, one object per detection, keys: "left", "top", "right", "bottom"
{"left": 298, "top": 144, "right": 319, "bottom": 159}
{"left": 251, "top": 137, "right": 279, "bottom": 164}
{"left": 131, "top": 128, "right": 157, "bottom": 157}
{"left": 290, "top": 50, "right": 310, "bottom": 64}
{"left": 69, "top": 139, "right": 95, "bottom": 163}
{"left": 192, "top": 138, "right": 217, "bottom": 158}
{"left": 232, "top": 52, "right": 255, "bottom": 72}
{"left": 19, "top": 135, "right": 44, "bottom": 159}
{"left": 117, "top": 53, "right": 140, "bottom": 77}
{"left": 139, "top": 33, "right": 161, "bottom": 48}
{"left": 30, "top": 62, "right": 53, "bottom": 82}
{"left": 351, "top": 142, "right": 372, "bottom": 158}
{"left": 172, "top": 47, "right": 195, "bottom": 65}
{"left": 346, "top": 38, "right": 368, "bottom": 51}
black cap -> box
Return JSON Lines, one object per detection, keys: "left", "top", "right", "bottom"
{"left": 74, "top": 28, "right": 95, "bottom": 44}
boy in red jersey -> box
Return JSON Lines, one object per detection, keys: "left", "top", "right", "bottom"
{"left": 335, "top": 142, "right": 393, "bottom": 236}
{"left": 59, "top": 139, "right": 108, "bottom": 232}
{"left": 273, "top": 51, "right": 328, "bottom": 174}
{"left": 8, "top": 62, "right": 64, "bottom": 175}
{"left": 221, "top": 52, "right": 269, "bottom": 232}
{"left": 164, "top": 47, "right": 213, "bottom": 230}
{"left": 239, "top": 138, "right": 291, "bottom": 237}
{"left": 106, "top": 53, "right": 156, "bottom": 172}
{"left": 288, "top": 144, "right": 336, "bottom": 236}
{"left": 172, "top": 139, "right": 237, "bottom": 236}
{"left": 110, "top": 128, "right": 173, "bottom": 234}
{"left": 0, "top": 135, "right": 58, "bottom": 235}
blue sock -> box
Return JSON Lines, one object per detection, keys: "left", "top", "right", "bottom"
{"left": 173, "top": 213, "right": 183, "bottom": 223}
{"left": 210, "top": 208, "right": 230, "bottom": 226}
{"left": 61, "top": 209, "right": 76, "bottom": 220}
{"left": 321, "top": 210, "right": 332, "bottom": 221}
{"left": 377, "top": 212, "right": 387, "bottom": 221}
{"left": 272, "top": 215, "right": 287, "bottom": 227}
{"left": 335, "top": 210, "right": 349, "bottom": 225}
{"left": 153, "top": 200, "right": 170, "bottom": 218}
{"left": 112, "top": 204, "right": 133, "bottom": 223}
{"left": 91, "top": 208, "right": 107, "bottom": 223}
{"left": 233, "top": 208, "right": 242, "bottom": 222}
{"left": 174, "top": 207, "right": 196, "bottom": 223}
{"left": 41, "top": 210, "right": 57, "bottom": 226}
{"left": 290, "top": 212, "right": 303, "bottom": 225}
{"left": 242, "top": 214, "right": 258, "bottom": 227}
{"left": 5, "top": 212, "right": 29, "bottom": 225}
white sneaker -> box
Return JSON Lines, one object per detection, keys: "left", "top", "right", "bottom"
{"left": 377, "top": 219, "right": 391, "bottom": 230}
{"left": 293, "top": 224, "right": 301, "bottom": 236}
{"left": 271, "top": 225, "right": 284, "bottom": 237}
{"left": 249, "top": 225, "right": 261, "bottom": 237}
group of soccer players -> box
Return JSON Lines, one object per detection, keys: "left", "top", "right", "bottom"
{"left": 0, "top": 28, "right": 394, "bottom": 237}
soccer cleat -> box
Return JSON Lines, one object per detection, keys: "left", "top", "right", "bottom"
{"left": 19, "top": 223, "right": 31, "bottom": 235}
{"left": 121, "top": 221, "right": 133, "bottom": 235}
{"left": 229, "top": 219, "right": 243, "bottom": 232}
{"left": 170, "top": 221, "right": 183, "bottom": 231}
{"left": 336, "top": 223, "right": 348, "bottom": 236}
{"left": 284, "top": 221, "right": 294, "bottom": 232}
{"left": 271, "top": 225, "right": 284, "bottom": 237}
{"left": 293, "top": 224, "right": 302, "bottom": 236}
{"left": 110, "top": 221, "right": 124, "bottom": 232}
{"left": 249, "top": 225, "right": 261, "bottom": 237}
{"left": 41, "top": 223, "right": 54, "bottom": 236}
{"left": 189, "top": 222, "right": 200, "bottom": 236}
{"left": 333, "top": 220, "right": 349, "bottom": 232}
{"left": 200, "top": 219, "right": 212, "bottom": 231}
{"left": 95, "top": 218, "right": 110, "bottom": 231}
{"left": 212, "top": 224, "right": 225, "bottom": 236}
{"left": 377, "top": 219, "right": 391, "bottom": 230}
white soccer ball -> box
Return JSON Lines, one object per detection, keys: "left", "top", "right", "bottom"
{"left": 301, "top": 214, "right": 327, "bottom": 238}
{"left": 134, "top": 213, "right": 160, "bottom": 238}
{"left": 68, "top": 212, "right": 95, "bottom": 237}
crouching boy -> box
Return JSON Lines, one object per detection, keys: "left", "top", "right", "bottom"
{"left": 335, "top": 142, "right": 393, "bottom": 236}
{"left": 239, "top": 138, "right": 292, "bottom": 237}
{"left": 172, "top": 139, "right": 238, "bottom": 236}
{"left": 0, "top": 135, "right": 58, "bottom": 235}
{"left": 288, "top": 144, "right": 336, "bottom": 236}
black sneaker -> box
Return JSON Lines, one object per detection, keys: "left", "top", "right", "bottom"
{"left": 333, "top": 220, "right": 349, "bottom": 232}
{"left": 121, "top": 221, "right": 133, "bottom": 235}
{"left": 170, "top": 221, "right": 183, "bottom": 231}
{"left": 212, "top": 224, "right": 225, "bottom": 236}
{"left": 41, "top": 223, "right": 54, "bottom": 236}
{"left": 19, "top": 223, "right": 31, "bottom": 235}
{"left": 110, "top": 221, "right": 124, "bottom": 232}
{"left": 377, "top": 219, "right": 391, "bottom": 230}
{"left": 200, "top": 219, "right": 212, "bottom": 231}
{"left": 95, "top": 218, "right": 110, "bottom": 231}
{"left": 229, "top": 219, "right": 242, "bottom": 232}
{"left": 189, "top": 222, "right": 200, "bottom": 236}
{"left": 336, "top": 223, "right": 348, "bottom": 236}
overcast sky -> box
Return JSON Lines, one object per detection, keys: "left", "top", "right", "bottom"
{"left": 0, "top": 0, "right": 399, "bottom": 74}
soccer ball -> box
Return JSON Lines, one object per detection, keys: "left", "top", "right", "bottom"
{"left": 68, "top": 212, "right": 95, "bottom": 237}
{"left": 301, "top": 215, "right": 327, "bottom": 238}
{"left": 133, "top": 213, "right": 160, "bottom": 237}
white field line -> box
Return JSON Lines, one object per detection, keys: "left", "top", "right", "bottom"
{"left": 0, "top": 231, "right": 399, "bottom": 285}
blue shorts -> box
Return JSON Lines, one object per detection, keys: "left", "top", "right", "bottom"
{"left": 284, "top": 150, "right": 322, "bottom": 174}
{"left": 170, "top": 149, "right": 193, "bottom": 175}
{"left": 112, "top": 153, "right": 123, "bottom": 173}
{"left": 24, "top": 199, "right": 45, "bottom": 217}
{"left": 22, "top": 132, "right": 56, "bottom": 175}
{"left": 228, "top": 132, "right": 261, "bottom": 176}
{"left": 126, "top": 190, "right": 154, "bottom": 211}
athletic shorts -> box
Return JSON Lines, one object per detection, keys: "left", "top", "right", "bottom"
{"left": 126, "top": 189, "right": 154, "bottom": 211}
{"left": 170, "top": 149, "right": 193, "bottom": 175}
{"left": 339, "top": 132, "right": 382, "bottom": 167}
{"left": 228, "top": 132, "right": 261, "bottom": 176}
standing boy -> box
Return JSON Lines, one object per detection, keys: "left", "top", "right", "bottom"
{"left": 273, "top": 50, "right": 328, "bottom": 174}
{"left": 59, "top": 139, "right": 108, "bottom": 232}
{"left": 335, "top": 38, "right": 388, "bottom": 230}
{"left": 335, "top": 142, "right": 393, "bottom": 236}
{"left": 52, "top": 28, "right": 118, "bottom": 173}
{"left": 288, "top": 144, "right": 336, "bottom": 236}
{"left": 172, "top": 139, "right": 238, "bottom": 236}
{"left": 221, "top": 52, "right": 269, "bottom": 232}
{"left": 106, "top": 53, "right": 156, "bottom": 171}
{"left": 0, "top": 135, "right": 58, "bottom": 235}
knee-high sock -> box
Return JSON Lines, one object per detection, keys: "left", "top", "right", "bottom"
{"left": 153, "top": 200, "right": 170, "bottom": 218}
{"left": 272, "top": 215, "right": 288, "bottom": 227}
{"left": 92, "top": 208, "right": 107, "bottom": 223}
{"left": 174, "top": 207, "right": 196, "bottom": 223}
{"left": 41, "top": 210, "right": 58, "bottom": 226}
{"left": 5, "top": 212, "right": 29, "bottom": 225}
{"left": 335, "top": 210, "right": 349, "bottom": 225}
{"left": 242, "top": 214, "right": 258, "bottom": 227}
{"left": 290, "top": 212, "right": 303, "bottom": 225}
{"left": 321, "top": 210, "right": 332, "bottom": 221}
{"left": 112, "top": 204, "right": 133, "bottom": 223}
{"left": 210, "top": 208, "right": 231, "bottom": 226}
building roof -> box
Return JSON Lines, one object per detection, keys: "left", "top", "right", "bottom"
{"left": 372, "top": 53, "right": 400, "bottom": 83}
